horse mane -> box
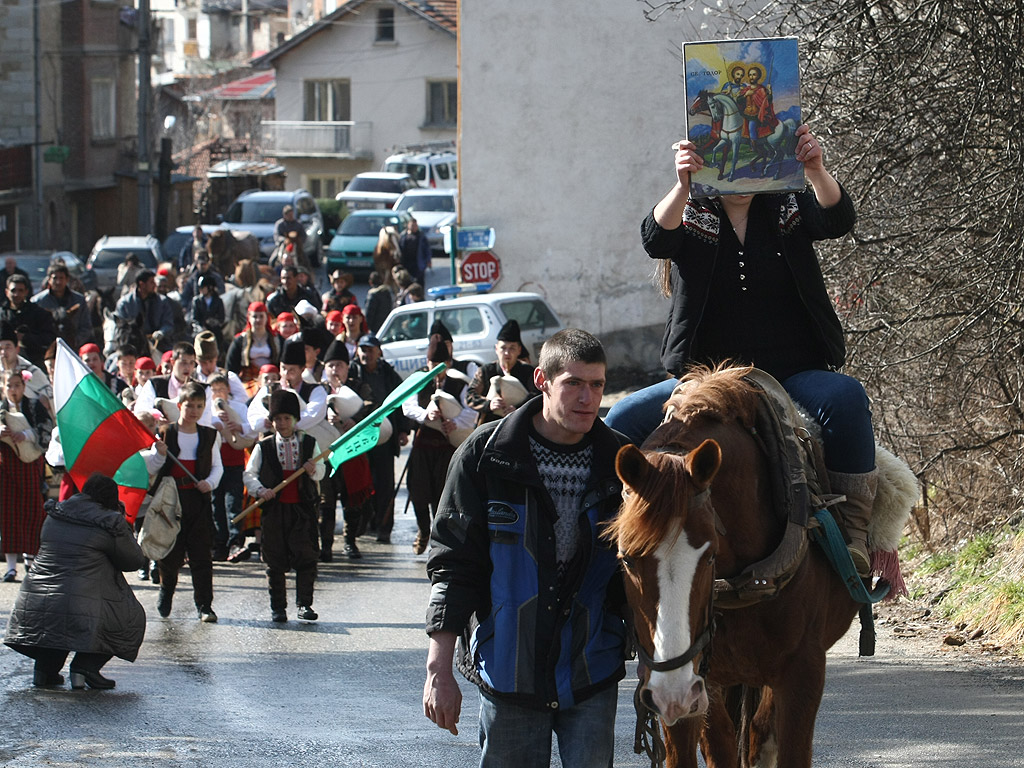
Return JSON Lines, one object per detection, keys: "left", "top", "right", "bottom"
{"left": 661, "top": 364, "right": 759, "bottom": 433}
{"left": 605, "top": 365, "right": 760, "bottom": 556}
{"left": 604, "top": 452, "right": 691, "bottom": 557}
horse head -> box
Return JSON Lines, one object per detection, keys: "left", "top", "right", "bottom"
{"left": 606, "top": 438, "right": 721, "bottom": 725}
{"left": 688, "top": 89, "right": 711, "bottom": 117}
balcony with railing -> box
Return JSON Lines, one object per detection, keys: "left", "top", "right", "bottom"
{"left": 261, "top": 121, "right": 373, "bottom": 159}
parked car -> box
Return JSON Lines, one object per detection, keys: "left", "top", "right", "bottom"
{"left": 382, "top": 149, "right": 457, "bottom": 190}
{"left": 219, "top": 189, "right": 324, "bottom": 265}
{"left": 335, "top": 172, "right": 419, "bottom": 211}
{"left": 85, "top": 235, "right": 162, "bottom": 298}
{"left": 376, "top": 288, "right": 564, "bottom": 379}
{"left": 1, "top": 250, "right": 96, "bottom": 294}
{"left": 393, "top": 188, "right": 458, "bottom": 255}
{"left": 325, "top": 209, "right": 413, "bottom": 276}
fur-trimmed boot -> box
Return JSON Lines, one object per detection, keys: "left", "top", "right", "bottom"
{"left": 827, "top": 469, "right": 878, "bottom": 578}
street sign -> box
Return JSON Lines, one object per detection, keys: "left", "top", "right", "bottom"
{"left": 460, "top": 251, "right": 501, "bottom": 285}
{"left": 43, "top": 145, "right": 70, "bottom": 163}
{"left": 455, "top": 226, "right": 495, "bottom": 252}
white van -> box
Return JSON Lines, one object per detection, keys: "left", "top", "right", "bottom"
{"left": 382, "top": 149, "right": 457, "bottom": 190}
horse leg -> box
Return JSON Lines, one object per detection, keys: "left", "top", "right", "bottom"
{"left": 746, "top": 686, "right": 778, "bottom": 768}
{"left": 664, "top": 720, "right": 702, "bottom": 768}
{"left": 718, "top": 143, "right": 729, "bottom": 181}
{"left": 698, "top": 687, "right": 739, "bottom": 768}
{"left": 771, "top": 662, "right": 826, "bottom": 768}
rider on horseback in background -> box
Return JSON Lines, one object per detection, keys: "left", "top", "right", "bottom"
{"left": 113, "top": 270, "right": 175, "bottom": 357}
{"left": 606, "top": 124, "right": 876, "bottom": 576}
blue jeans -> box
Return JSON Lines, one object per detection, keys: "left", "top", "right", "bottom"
{"left": 478, "top": 686, "right": 617, "bottom": 768}
{"left": 605, "top": 370, "right": 874, "bottom": 473}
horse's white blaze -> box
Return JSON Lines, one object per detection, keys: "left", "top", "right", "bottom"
{"left": 645, "top": 533, "right": 711, "bottom": 724}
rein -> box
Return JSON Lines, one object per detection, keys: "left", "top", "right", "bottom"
{"left": 630, "top": 478, "right": 718, "bottom": 768}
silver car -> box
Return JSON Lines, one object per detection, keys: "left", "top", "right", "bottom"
{"left": 85, "top": 235, "right": 162, "bottom": 298}
{"left": 393, "top": 188, "right": 457, "bottom": 255}
{"left": 376, "top": 289, "right": 564, "bottom": 379}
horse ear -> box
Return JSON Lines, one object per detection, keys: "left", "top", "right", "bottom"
{"left": 616, "top": 444, "right": 650, "bottom": 490}
{"left": 684, "top": 439, "right": 721, "bottom": 492}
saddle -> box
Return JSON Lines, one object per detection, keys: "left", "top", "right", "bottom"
{"left": 694, "top": 368, "right": 919, "bottom": 607}
{"left": 706, "top": 369, "right": 837, "bottom": 607}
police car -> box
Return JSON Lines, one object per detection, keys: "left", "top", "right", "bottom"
{"left": 377, "top": 285, "right": 564, "bottom": 379}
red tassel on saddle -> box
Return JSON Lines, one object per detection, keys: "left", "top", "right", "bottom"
{"left": 871, "top": 548, "right": 907, "bottom": 600}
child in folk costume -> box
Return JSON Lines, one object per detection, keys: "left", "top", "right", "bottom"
{"left": 0, "top": 367, "right": 51, "bottom": 582}
{"left": 243, "top": 389, "right": 325, "bottom": 623}
{"left": 143, "top": 381, "right": 222, "bottom": 623}
{"left": 208, "top": 373, "right": 258, "bottom": 562}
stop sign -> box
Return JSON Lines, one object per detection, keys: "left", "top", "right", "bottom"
{"left": 459, "top": 250, "right": 501, "bottom": 285}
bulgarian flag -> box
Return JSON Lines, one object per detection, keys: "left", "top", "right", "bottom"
{"left": 53, "top": 338, "right": 157, "bottom": 522}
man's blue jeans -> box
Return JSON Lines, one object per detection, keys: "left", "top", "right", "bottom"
{"left": 606, "top": 369, "right": 874, "bottom": 473}
{"left": 477, "top": 685, "right": 617, "bottom": 768}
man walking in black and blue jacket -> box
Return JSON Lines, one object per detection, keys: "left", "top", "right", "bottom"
{"left": 423, "top": 329, "right": 628, "bottom": 768}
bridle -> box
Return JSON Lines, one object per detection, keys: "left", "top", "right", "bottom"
{"left": 629, "top": 482, "right": 719, "bottom": 768}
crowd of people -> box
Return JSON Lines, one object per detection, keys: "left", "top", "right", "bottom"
{"left": 0, "top": 222, "right": 543, "bottom": 691}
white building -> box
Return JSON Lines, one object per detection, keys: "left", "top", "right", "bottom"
{"left": 459, "top": 3, "right": 708, "bottom": 374}
{"left": 254, "top": 0, "right": 457, "bottom": 199}
{"left": 152, "top": 0, "right": 291, "bottom": 77}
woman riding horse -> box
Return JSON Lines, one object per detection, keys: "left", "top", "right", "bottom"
{"left": 606, "top": 124, "right": 875, "bottom": 577}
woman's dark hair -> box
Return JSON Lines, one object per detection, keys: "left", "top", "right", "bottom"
{"left": 82, "top": 473, "right": 121, "bottom": 511}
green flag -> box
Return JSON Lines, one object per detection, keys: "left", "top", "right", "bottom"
{"left": 326, "top": 363, "right": 448, "bottom": 473}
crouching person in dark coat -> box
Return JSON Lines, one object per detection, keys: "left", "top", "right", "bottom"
{"left": 243, "top": 389, "right": 325, "bottom": 624}
{"left": 4, "top": 474, "right": 147, "bottom": 690}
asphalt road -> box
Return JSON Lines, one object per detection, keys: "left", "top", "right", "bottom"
{"left": 2, "top": 456, "right": 1023, "bottom": 767}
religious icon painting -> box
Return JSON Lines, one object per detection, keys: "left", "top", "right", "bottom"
{"left": 682, "top": 37, "right": 803, "bottom": 198}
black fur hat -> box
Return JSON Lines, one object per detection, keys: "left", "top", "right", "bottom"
{"left": 428, "top": 320, "right": 453, "bottom": 343}
{"left": 495, "top": 320, "right": 523, "bottom": 346}
{"left": 268, "top": 388, "right": 301, "bottom": 420}
{"left": 323, "top": 338, "right": 349, "bottom": 364}
{"left": 281, "top": 339, "right": 306, "bottom": 367}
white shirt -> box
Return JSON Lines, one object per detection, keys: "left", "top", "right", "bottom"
{"left": 142, "top": 428, "right": 224, "bottom": 488}
{"left": 243, "top": 431, "right": 326, "bottom": 497}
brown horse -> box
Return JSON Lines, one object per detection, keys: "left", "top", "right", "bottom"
{"left": 605, "top": 365, "right": 861, "bottom": 768}
{"left": 206, "top": 229, "right": 260, "bottom": 277}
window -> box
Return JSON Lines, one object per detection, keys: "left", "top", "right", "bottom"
{"left": 308, "top": 177, "right": 344, "bottom": 198}
{"left": 380, "top": 310, "right": 429, "bottom": 343}
{"left": 499, "top": 299, "right": 560, "bottom": 333}
{"left": 376, "top": 8, "right": 395, "bottom": 42}
{"left": 91, "top": 78, "right": 116, "bottom": 141}
{"left": 427, "top": 81, "right": 457, "bottom": 127}
{"left": 187, "top": 17, "right": 198, "bottom": 40}
{"left": 304, "top": 80, "right": 351, "bottom": 122}
{"left": 436, "top": 307, "right": 484, "bottom": 337}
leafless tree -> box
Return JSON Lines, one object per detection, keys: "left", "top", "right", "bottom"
{"left": 640, "top": 0, "right": 1024, "bottom": 542}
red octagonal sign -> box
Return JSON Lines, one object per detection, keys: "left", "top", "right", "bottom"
{"left": 460, "top": 250, "right": 501, "bottom": 285}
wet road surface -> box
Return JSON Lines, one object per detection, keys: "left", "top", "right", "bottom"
{"left": 2, "top": 453, "right": 1023, "bottom": 767}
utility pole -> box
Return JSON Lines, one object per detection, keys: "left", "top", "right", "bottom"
{"left": 33, "top": 0, "right": 43, "bottom": 248}
{"left": 137, "top": 0, "right": 153, "bottom": 235}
